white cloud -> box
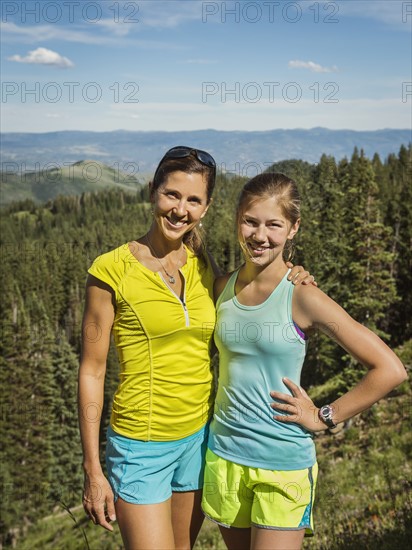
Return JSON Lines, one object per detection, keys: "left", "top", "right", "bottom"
{"left": 288, "top": 60, "right": 338, "bottom": 73}
{"left": 296, "top": 1, "right": 409, "bottom": 29}
{"left": 8, "top": 47, "right": 74, "bottom": 68}
{"left": 336, "top": 0, "right": 410, "bottom": 29}
{"left": 137, "top": 1, "right": 202, "bottom": 28}
{"left": 1, "top": 21, "right": 182, "bottom": 50}
{"left": 184, "top": 59, "right": 217, "bottom": 65}
{"left": 1, "top": 21, "right": 99, "bottom": 44}
{"left": 0, "top": 2, "right": 203, "bottom": 44}
{"left": 95, "top": 18, "right": 132, "bottom": 37}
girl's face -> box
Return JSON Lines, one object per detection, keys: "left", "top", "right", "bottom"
{"left": 151, "top": 170, "right": 210, "bottom": 242}
{"left": 239, "top": 196, "right": 300, "bottom": 267}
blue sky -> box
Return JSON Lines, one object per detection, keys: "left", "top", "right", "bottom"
{"left": 1, "top": 0, "right": 411, "bottom": 132}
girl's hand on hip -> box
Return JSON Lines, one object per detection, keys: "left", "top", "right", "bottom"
{"left": 270, "top": 378, "right": 323, "bottom": 432}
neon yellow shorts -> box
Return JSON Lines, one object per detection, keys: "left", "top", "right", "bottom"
{"left": 201, "top": 449, "right": 318, "bottom": 534}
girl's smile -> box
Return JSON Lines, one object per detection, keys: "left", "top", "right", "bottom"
{"left": 240, "top": 197, "right": 299, "bottom": 265}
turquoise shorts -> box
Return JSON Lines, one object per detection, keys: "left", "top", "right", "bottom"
{"left": 106, "top": 424, "right": 208, "bottom": 505}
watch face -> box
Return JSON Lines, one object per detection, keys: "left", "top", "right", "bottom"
{"left": 319, "top": 405, "right": 336, "bottom": 428}
{"left": 322, "top": 406, "right": 332, "bottom": 417}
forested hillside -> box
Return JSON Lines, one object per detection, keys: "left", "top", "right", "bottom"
{"left": 1, "top": 160, "right": 144, "bottom": 206}
{"left": 0, "top": 145, "right": 411, "bottom": 548}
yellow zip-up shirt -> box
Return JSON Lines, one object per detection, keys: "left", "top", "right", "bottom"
{"left": 88, "top": 243, "right": 216, "bottom": 441}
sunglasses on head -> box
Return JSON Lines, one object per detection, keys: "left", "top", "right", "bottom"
{"left": 154, "top": 146, "right": 216, "bottom": 180}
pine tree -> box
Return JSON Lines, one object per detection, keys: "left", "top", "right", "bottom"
{"left": 333, "top": 150, "right": 398, "bottom": 388}
{"left": 49, "top": 336, "right": 83, "bottom": 507}
{"left": 204, "top": 173, "right": 245, "bottom": 272}
{"left": 299, "top": 155, "right": 349, "bottom": 385}
{"left": 343, "top": 150, "right": 397, "bottom": 332}
{"left": 0, "top": 282, "right": 55, "bottom": 540}
{"left": 378, "top": 145, "right": 412, "bottom": 343}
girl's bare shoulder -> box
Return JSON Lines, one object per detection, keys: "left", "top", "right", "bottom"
{"left": 292, "top": 281, "right": 352, "bottom": 332}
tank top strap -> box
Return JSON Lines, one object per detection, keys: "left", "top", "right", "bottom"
{"left": 216, "top": 268, "right": 241, "bottom": 309}
{"left": 276, "top": 268, "right": 292, "bottom": 298}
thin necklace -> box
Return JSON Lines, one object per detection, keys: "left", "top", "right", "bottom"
{"left": 146, "top": 235, "right": 183, "bottom": 285}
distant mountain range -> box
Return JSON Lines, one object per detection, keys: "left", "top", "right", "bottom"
{"left": 2, "top": 128, "right": 410, "bottom": 176}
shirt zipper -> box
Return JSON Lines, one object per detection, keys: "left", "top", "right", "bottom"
{"left": 159, "top": 271, "right": 190, "bottom": 327}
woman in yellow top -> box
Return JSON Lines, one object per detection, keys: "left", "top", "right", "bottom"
{"left": 78, "top": 146, "right": 312, "bottom": 550}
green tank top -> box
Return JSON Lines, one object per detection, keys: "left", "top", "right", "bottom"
{"left": 209, "top": 268, "right": 316, "bottom": 470}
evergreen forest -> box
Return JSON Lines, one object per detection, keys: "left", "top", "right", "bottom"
{"left": 0, "top": 145, "right": 411, "bottom": 549}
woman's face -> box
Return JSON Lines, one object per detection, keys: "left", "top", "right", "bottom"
{"left": 152, "top": 170, "right": 210, "bottom": 242}
{"left": 239, "top": 196, "right": 299, "bottom": 267}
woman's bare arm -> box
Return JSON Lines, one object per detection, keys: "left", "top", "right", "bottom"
{"left": 78, "top": 275, "right": 116, "bottom": 530}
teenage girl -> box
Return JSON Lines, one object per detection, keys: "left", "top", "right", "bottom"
{"left": 202, "top": 172, "right": 407, "bottom": 550}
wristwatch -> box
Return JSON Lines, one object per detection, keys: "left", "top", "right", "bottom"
{"left": 318, "top": 404, "right": 337, "bottom": 429}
